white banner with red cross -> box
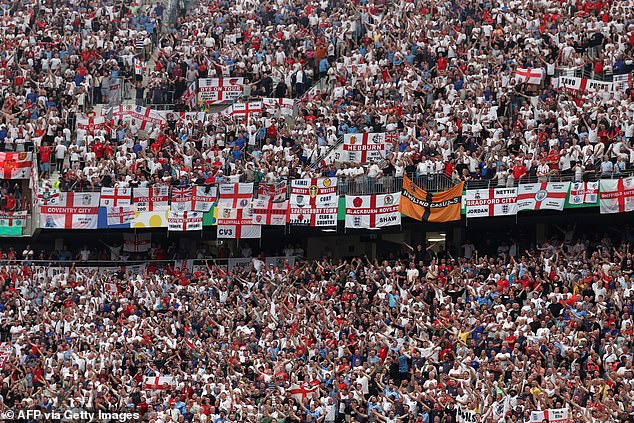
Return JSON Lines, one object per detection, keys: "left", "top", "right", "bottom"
{"left": 262, "top": 97, "right": 295, "bottom": 116}
{"left": 290, "top": 178, "right": 337, "bottom": 208}
{"left": 182, "top": 81, "right": 197, "bottom": 109}
{"left": 0, "top": 152, "right": 32, "bottom": 179}
{"left": 568, "top": 181, "right": 599, "bottom": 205}
{"left": 288, "top": 383, "right": 319, "bottom": 403}
{"left": 100, "top": 187, "right": 132, "bottom": 207}
{"left": 252, "top": 199, "right": 289, "bottom": 225}
{"left": 515, "top": 67, "right": 544, "bottom": 85}
{"left": 529, "top": 408, "right": 569, "bottom": 423}
{"left": 133, "top": 186, "right": 169, "bottom": 212}
{"left": 192, "top": 185, "right": 217, "bottom": 212}
{"left": 217, "top": 206, "right": 261, "bottom": 238}
{"left": 198, "top": 77, "right": 244, "bottom": 104}
{"left": 257, "top": 181, "right": 288, "bottom": 202}
{"left": 143, "top": 375, "right": 174, "bottom": 390}
{"left": 167, "top": 211, "right": 203, "bottom": 231}
{"left": 76, "top": 115, "right": 110, "bottom": 140}
{"left": 465, "top": 188, "right": 518, "bottom": 218}
{"left": 342, "top": 133, "right": 389, "bottom": 163}
{"left": 345, "top": 193, "right": 401, "bottom": 229}
{"left": 600, "top": 177, "right": 634, "bottom": 214}
{"left": 123, "top": 233, "right": 152, "bottom": 252}
{"left": 218, "top": 183, "right": 253, "bottom": 208}
{"left": 517, "top": 182, "right": 570, "bottom": 211}
{"left": 40, "top": 206, "right": 99, "bottom": 229}
{"left": 231, "top": 101, "right": 262, "bottom": 122}
{"left": 106, "top": 207, "right": 135, "bottom": 225}
{"left": 0, "top": 343, "right": 11, "bottom": 370}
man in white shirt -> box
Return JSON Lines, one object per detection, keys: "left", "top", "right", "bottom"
{"left": 367, "top": 159, "right": 382, "bottom": 178}
{"left": 55, "top": 141, "right": 67, "bottom": 172}
{"left": 536, "top": 159, "right": 550, "bottom": 182}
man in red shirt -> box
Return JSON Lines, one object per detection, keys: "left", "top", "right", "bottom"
{"left": 93, "top": 138, "right": 104, "bottom": 159}
{"left": 511, "top": 159, "right": 527, "bottom": 184}
{"left": 39, "top": 142, "right": 52, "bottom": 173}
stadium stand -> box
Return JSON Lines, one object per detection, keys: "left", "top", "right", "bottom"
{"left": 0, "top": 0, "right": 633, "bottom": 421}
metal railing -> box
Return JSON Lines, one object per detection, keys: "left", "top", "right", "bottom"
{"left": 55, "top": 172, "right": 453, "bottom": 198}
{"left": 0, "top": 256, "right": 298, "bottom": 271}
{"left": 54, "top": 168, "right": 634, "bottom": 200}
{"left": 459, "top": 167, "right": 634, "bottom": 191}
{"left": 337, "top": 174, "right": 453, "bottom": 195}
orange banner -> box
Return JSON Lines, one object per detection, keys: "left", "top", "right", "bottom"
{"left": 399, "top": 177, "right": 463, "bottom": 222}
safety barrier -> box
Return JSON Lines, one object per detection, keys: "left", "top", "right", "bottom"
{"left": 0, "top": 256, "right": 298, "bottom": 271}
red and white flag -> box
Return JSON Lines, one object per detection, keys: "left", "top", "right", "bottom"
{"left": 40, "top": 192, "right": 100, "bottom": 229}
{"left": 257, "top": 181, "right": 287, "bottom": 202}
{"left": 288, "top": 206, "right": 338, "bottom": 227}
{"left": 517, "top": 182, "right": 570, "bottom": 211}
{"left": 217, "top": 224, "right": 261, "bottom": 239}
{"left": 262, "top": 97, "right": 295, "bottom": 116}
{"left": 192, "top": 185, "right": 217, "bottom": 212}
{"left": 171, "top": 186, "right": 193, "bottom": 212}
{"left": 76, "top": 115, "right": 109, "bottom": 140}
{"left": 105, "top": 105, "right": 166, "bottom": 130}
{"left": 198, "top": 77, "right": 244, "bottom": 104}
{"left": 529, "top": 408, "right": 569, "bottom": 423}
{"left": 600, "top": 177, "right": 634, "bottom": 214}
{"left": 36, "top": 187, "right": 60, "bottom": 205}
{"left": 106, "top": 207, "right": 135, "bottom": 225}
{"left": 290, "top": 178, "right": 337, "bottom": 208}
{"left": 130, "top": 105, "right": 167, "bottom": 130}
{"left": 0, "top": 343, "right": 11, "bottom": 370}
{"left": 133, "top": 186, "right": 169, "bottom": 212}
{"left": 217, "top": 206, "right": 261, "bottom": 238}
{"left": 465, "top": 188, "right": 518, "bottom": 218}
{"left": 231, "top": 101, "right": 263, "bottom": 122}
{"left": 123, "top": 233, "right": 152, "bottom": 252}
{"left": 288, "top": 383, "right": 318, "bottom": 403}
{"left": 0, "top": 152, "right": 32, "bottom": 179}
{"left": 168, "top": 211, "right": 203, "bottom": 231}
{"left": 289, "top": 178, "right": 338, "bottom": 227}
{"left": 515, "top": 67, "right": 544, "bottom": 85}
{"left": 0, "top": 211, "right": 27, "bottom": 227}
{"left": 100, "top": 187, "right": 131, "bottom": 207}
{"left": 345, "top": 63, "right": 368, "bottom": 76}
{"left": 252, "top": 199, "right": 288, "bottom": 225}
{"left": 568, "top": 182, "right": 598, "bottom": 205}
{"left": 143, "top": 376, "right": 174, "bottom": 390}
{"left": 43, "top": 192, "right": 100, "bottom": 207}
{"left": 105, "top": 283, "right": 120, "bottom": 296}
{"left": 342, "top": 133, "right": 388, "bottom": 162}
{"left": 218, "top": 183, "right": 253, "bottom": 208}
{"left": 345, "top": 193, "right": 401, "bottom": 229}
{"left": 181, "top": 81, "right": 197, "bottom": 109}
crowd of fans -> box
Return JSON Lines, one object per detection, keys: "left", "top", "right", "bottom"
{"left": 8, "top": 0, "right": 629, "bottom": 195}
{"left": 0, "top": 229, "right": 632, "bottom": 422}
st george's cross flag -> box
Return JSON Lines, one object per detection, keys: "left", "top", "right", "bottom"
{"left": 345, "top": 193, "right": 401, "bottom": 229}
{"left": 100, "top": 187, "right": 132, "bottom": 207}
{"left": 517, "top": 182, "right": 570, "bottom": 211}
{"left": 600, "top": 177, "right": 634, "bottom": 214}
